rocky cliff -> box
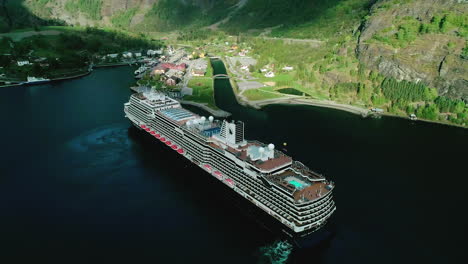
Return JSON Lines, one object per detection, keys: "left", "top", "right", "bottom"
{"left": 357, "top": 0, "right": 467, "bottom": 100}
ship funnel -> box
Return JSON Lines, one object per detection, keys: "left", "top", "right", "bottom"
{"left": 268, "top": 144, "right": 275, "bottom": 150}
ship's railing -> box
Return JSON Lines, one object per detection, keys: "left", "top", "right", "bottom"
{"left": 292, "top": 161, "right": 325, "bottom": 181}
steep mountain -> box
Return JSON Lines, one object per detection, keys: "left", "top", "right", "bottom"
{"left": 18, "top": 0, "right": 239, "bottom": 30}
{"left": 3, "top": 0, "right": 467, "bottom": 100}
{"left": 357, "top": 0, "right": 467, "bottom": 100}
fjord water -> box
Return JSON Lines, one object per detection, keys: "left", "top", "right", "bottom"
{"left": 0, "top": 66, "right": 467, "bottom": 264}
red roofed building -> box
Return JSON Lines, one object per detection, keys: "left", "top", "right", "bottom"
{"left": 160, "top": 63, "right": 187, "bottom": 71}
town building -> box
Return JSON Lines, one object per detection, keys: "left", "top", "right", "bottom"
{"left": 265, "top": 71, "right": 275, "bottom": 78}
{"left": 17, "top": 61, "right": 30, "bottom": 67}
{"left": 192, "top": 69, "right": 206, "bottom": 77}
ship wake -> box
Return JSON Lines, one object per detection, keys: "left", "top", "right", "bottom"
{"left": 258, "top": 240, "right": 293, "bottom": 264}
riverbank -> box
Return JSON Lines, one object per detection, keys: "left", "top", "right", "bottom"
{"left": 178, "top": 100, "right": 231, "bottom": 117}
{"left": 0, "top": 63, "right": 135, "bottom": 88}
{"left": 238, "top": 96, "right": 370, "bottom": 116}
{"left": 217, "top": 56, "right": 466, "bottom": 128}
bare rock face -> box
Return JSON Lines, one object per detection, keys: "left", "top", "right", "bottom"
{"left": 357, "top": 0, "right": 467, "bottom": 100}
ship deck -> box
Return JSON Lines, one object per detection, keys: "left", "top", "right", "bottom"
{"left": 224, "top": 141, "right": 292, "bottom": 172}
{"left": 268, "top": 169, "right": 332, "bottom": 203}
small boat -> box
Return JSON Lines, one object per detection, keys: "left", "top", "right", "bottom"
{"left": 23, "top": 76, "right": 50, "bottom": 85}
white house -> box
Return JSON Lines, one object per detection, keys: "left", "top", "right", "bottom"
{"left": 240, "top": 65, "right": 249, "bottom": 71}
{"left": 265, "top": 71, "right": 275, "bottom": 78}
{"left": 17, "top": 61, "right": 30, "bottom": 67}
{"left": 260, "top": 68, "right": 268, "bottom": 73}
{"left": 282, "top": 66, "right": 294, "bottom": 71}
{"left": 122, "top": 52, "right": 133, "bottom": 59}
{"left": 135, "top": 52, "right": 142, "bottom": 57}
{"left": 107, "top": 54, "right": 118, "bottom": 59}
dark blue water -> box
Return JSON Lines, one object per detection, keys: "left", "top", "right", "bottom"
{"left": 0, "top": 66, "right": 467, "bottom": 264}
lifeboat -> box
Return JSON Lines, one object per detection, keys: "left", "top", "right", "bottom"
{"left": 155, "top": 134, "right": 161, "bottom": 138}
{"left": 160, "top": 137, "right": 166, "bottom": 142}
{"left": 214, "top": 171, "right": 223, "bottom": 179}
{"left": 171, "top": 145, "right": 178, "bottom": 150}
{"left": 225, "top": 178, "right": 235, "bottom": 187}
{"left": 150, "top": 131, "right": 156, "bottom": 135}
{"left": 177, "top": 149, "right": 184, "bottom": 154}
{"left": 165, "top": 141, "right": 172, "bottom": 146}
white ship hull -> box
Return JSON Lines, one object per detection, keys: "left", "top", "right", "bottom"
{"left": 124, "top": 92, "right": 336, "bottom": 241}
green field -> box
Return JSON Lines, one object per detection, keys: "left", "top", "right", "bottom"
{"left": 243, "top": 87, "right": 286, "bottom": 101}
{"left": 185, "top": 77, "right": 217, "bottom": 109}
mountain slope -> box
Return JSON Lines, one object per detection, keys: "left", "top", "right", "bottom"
{"left": 5, "top": 0, "right": 468, "bottom": 101}
{"left": 358, "top": 0, "right": 467, "bottom": 100}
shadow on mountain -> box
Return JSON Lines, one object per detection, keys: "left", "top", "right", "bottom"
{"left": 0, "top": 0, "right": 64, "bottom": 33}
{"left": 222, "top": 0, "right": 376, "bottom": 35}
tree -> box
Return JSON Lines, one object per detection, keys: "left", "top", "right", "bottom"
{"left": 406, "top": 105, "right": 415, "bottom": 114}
{"left": 31, "top": 63, "right": 43, "bottom": 76}
{"left": 420, "top": 104, "right": 440, "bottom": 120}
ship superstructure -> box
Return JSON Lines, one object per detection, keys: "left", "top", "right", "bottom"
{"left": 124, "top": 90, "right": 336, "bottom": 239}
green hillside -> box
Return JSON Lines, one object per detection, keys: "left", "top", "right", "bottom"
{"left": 1, "top": 0, "right": 467, "bottom": 126}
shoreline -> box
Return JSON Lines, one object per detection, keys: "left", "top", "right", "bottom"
{"left": 240, "top": 97, "right": 370, "bottom": 116}
{"left": 178, "top": 100, "right": 231, "bottom": 118}
{"left": 238, "top": 96, "right": 467, "bottom": 129}
{"left": 0, "top": 63, "right": 134, "bottom": 88}
{"left": 218, "top": 57, "right": 466, "bottom": 129}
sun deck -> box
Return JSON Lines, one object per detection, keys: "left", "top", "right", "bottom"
{"left": 269, "top": 168, "right": 332, "bottom": 203}
{"left": 132, "top": 92, "right": 179, "bottom": 109}
{"left": 224, "top": 141, "right": 292, "bottom": 172}
{"left": 160, "top": 108, "right": 199, "bottom": 125}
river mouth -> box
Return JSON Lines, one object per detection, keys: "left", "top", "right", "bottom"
{"left": 0, "top": 66, "right": 467, "bottom": 264}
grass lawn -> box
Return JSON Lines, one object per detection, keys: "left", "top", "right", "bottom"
{"left": 252, "top": 72, "right": 294, "bottom": 84}
{"left": 243, "top": 88, "right": 286, "bottom": 101}
{"left": 185, "top": 77, "right": 218, "bottom": 109}
{"left": 205, "top": 58, "right": 213, "bottom": 77}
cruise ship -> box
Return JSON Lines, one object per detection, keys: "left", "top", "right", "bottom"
{"left": 124, "top": 90, "right": 336, "bottom": 247}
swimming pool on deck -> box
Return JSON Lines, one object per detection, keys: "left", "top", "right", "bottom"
{"left": 285, "top": 177, "right": 310, "bottom": 190}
